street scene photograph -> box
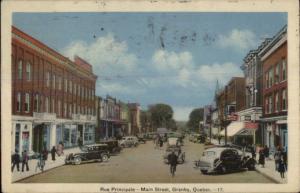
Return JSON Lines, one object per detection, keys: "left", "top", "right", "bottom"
{"left": 9, "top": 11, "right": 289, "bottom": 184}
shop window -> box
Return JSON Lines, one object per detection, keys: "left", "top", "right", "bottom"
{"left": 25, "top": 93, "right": 30, "bottom": 113}
{"left": 71, "top": 129, "right": 77, "bottom": 146}
{"left": 17, "top": 92, "right": 21, "bottom": 112}
{"left": 26, "top": 62, "right": 31, "bottom": 81}
{"left": 15, "top": 124, "right": 21, "bottom": 152}
{"left": 63, "top": 128, "right": 70, "bottom": 148}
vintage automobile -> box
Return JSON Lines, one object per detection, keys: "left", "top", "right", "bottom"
{"left": 98, "top": 140, "right": 122, "bottom": 155}
{"left": 119, "top": 136, "right": 139, "bottom": 148}
{"left": 167, "top": 137, "right": 183, "bottom": 147}
{"left": 136, "top": 134, "right": 147, "bottom": 144}
{"left": 65, "top": 144, "right": 110, "bottom": 165}
{"left": 163, "top": 145, "right": 186, "bottom": 164}
{"left": 195, "top": 147, "right": 256, "bottom": 174}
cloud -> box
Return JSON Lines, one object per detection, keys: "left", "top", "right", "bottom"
{"left": 152, "top": 49, "right": 194, "bottom": 72}
{"left": 217, "top": 29, "right": 257, "bottom": 51}
{"left": 62, "top": 33, "right": 138, "bottom": 75}
{"left": 197, "top": 62, "right": 243, "bottom": 84}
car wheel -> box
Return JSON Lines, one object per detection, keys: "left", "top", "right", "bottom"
{"left": 101, "top": 154, "right": 109, "bottom": 162}
{"left": 201, "top": 170, "right": 208, "bottom": 174}
{"left": 74, "top": 157, "right": 81, "bottom": 165}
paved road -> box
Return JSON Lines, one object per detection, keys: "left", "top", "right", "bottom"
{"left": 19, "top": 139, "right": 274, "bottom": 183}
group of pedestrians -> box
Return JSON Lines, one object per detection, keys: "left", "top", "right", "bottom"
{"left": 154, "top": 134, "right": 164, "bottom": 149}
{"left": 11, "top": 141, "right": 65, "bottom": 173}
{"left": 257, "top": 145, "right": 287, "bottom": 179}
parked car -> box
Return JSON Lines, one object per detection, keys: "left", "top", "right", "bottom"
{"left": 119, "top": 136, "right": 139, "bottom": 148}
{"left": 65, "top": 144, "right": 110, "bottom": 165}
{"left": 99, "top": 140, "right": 122, "bottom": 155}
{"left": 163, "top": 145, "right": 185, "bottom": 164}
{"left": 195, "top": 147, "right": 256, "bottom": 174}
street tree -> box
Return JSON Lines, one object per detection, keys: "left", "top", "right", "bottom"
{"left": 187, "top": 108, "right": 204, "bottom": 131}
{"left": 148, "top": 103, "right": 174, "bottom": 129}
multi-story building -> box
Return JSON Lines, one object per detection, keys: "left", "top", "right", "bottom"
{"left": 128, "top": 103, "right": 141, "bottom": 135}
{"left": 11, "top": 26, "right": 97, "bottom": 155}
{"left": 259, "top": 26, "right": 287, "bottom": 152}
{"left": 237, "top": 38, "right": 272, "bottom": 145}
{"left": 120, "top": 101, "right": 131, "bottom": 136}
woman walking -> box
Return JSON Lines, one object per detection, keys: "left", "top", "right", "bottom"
{"left": 21, "top": 150, "right": 29, "bottom": 172}
{"left": 278, "top": 156, "right": 286, "bottom": 178}
{"left": 51, "top": 146, "right": 56, "bottom": 161}
{"left": 258, "top": 148, "right": 265, "bottom": 168}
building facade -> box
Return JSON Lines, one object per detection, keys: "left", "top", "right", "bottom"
{"left": 11, "top": 26, "right": 97, "bottom": 155}
{"left": 259, "top": 26, "right": 287, "bottom": 152}
{"left": 128, "top": 103, "right": 141, "bottom": 135}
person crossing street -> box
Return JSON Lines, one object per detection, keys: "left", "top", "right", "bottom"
{"left": 168, "top": 151, "right": 178, "bottom": 177}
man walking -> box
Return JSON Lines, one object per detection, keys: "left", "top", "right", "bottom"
{"left": 11, "top": 150, "right": 20, "bottom": 172}
{"left": 168, "top": 151, "right": 178, "bottom": 177}
{"left": 21, "top": 150, "right": 29, "bottom": 172}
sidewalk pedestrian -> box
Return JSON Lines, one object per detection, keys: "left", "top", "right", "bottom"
{"left": 57, "top": 141, "right": 64, "bottom": 156}
{"left": 51, "top": 146, "right": 56, "bottom": 161}
{"left": 159, "top": 138, "right": 164, "bottom": 148}
{"left": 11, "top": 150, "right": 20, "bottom": 172}
{"left": 168, "top": 151, "right": 178, "bottom": 177}
{"left": 42, "top": 148, "right": 48, "bottom": 161}
{"left": 35, "top": 152, "right": 45, "bottom": 172}
{"left": 278, "top": 156, "right": 286, "bottom": 178}
{"left": 258, "top": 148, "right": 265, "bottom": 168}
{"left": 21, "top": 150, "right": 29, "bottom": 172}
{"left": 263, "top": 145, "right": 270, "bottom": 160}
{"left": 274, "top": 146, "right": 282, "bottom": 171}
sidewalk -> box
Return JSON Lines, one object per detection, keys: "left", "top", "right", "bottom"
{"left": 12, "top": 147, "right": 81, "bottom": 182}
{"left": 208, "top": 138, "right": 287, "bottom": 184}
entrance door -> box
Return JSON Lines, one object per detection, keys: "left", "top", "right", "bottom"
{"left": 33, "top": 124, "right": 43, "bottom": 153}
{"left": 78, "top": 125, "right": 83, "bottom": 138}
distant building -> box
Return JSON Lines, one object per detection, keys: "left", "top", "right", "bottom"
{"left": 128, "top": 103, "right": 141, "bottom": 135}
{"left": 11, "top": 26, "right": 97, "bottom": 154}
{"left": 259, "top": 25, "right": 287, "bottom": 152}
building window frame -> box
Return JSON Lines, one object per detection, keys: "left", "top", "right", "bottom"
{"left": 34, "top": 94, "right": 39, "bottom": 112}
{"left": 18, "top": 60, "right": 23, "bottom": 80}
{"left": 26, "top": 61, "right": 31, "bottom": 81}
{"left": 281, "top": 59, "right": 287, "bottom": 81}
{"left": 24, "top": 93, "right": 30, "bottom": 113}
{"left": 46, "top": 71, "right": 50, "bottom": 87}
{"left": 282, "top": 89, "right": 287, "bottom": 111}
{"left": 45, "top": 97, "right": 49, "bottom": 113}
{"left": 17, "top": 92, "right": 21, "bottom": 112}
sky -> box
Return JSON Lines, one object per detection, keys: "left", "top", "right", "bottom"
{"left": 13, "top": 12, "right": 287, "bottom": 121}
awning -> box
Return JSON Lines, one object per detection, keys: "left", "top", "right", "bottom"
{"left": 219, "top": 121, "right": 244, "bottom": 137}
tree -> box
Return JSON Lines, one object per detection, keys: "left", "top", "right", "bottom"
{"left": 187, "top": 108, "right": 204, "bottom": 131}
{"left": 148, "top": 103, "right": 174, "bottom": 129}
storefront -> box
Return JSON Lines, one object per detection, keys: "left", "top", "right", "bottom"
{"left": 12, "top": 121, "right": 33, "bottom": 154}
{"left": 32, "top": 123, "right": 51, "bottom": 152}
{"left": 84, "top": 124, "right": 95, "bottom": 145}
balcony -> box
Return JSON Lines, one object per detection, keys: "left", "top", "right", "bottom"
{"left": 33, "top": 112, "right": 57, "bottom": 121}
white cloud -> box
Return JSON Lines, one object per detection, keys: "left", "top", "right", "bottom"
{"left": 62, "top": 33, "right": 138, "bottom": 75}
{"left": 152, "top": 49, "right": 194, "bottom": 72}
{"left": 173, "top": 106, "right": 194, "bottom": 121}
{"left": 197, "top": 62, "right": 243, "bottom": 84}
{"left": 217, "top": 29, "right": 257, "bottom": 51}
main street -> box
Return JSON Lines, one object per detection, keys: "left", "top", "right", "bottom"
{"left": 19, "top": 139, "right": 274, "bottom": 183}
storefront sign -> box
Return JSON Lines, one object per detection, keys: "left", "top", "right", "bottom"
{"left": 244, "top": 122, "right": 258, "bottom": 129}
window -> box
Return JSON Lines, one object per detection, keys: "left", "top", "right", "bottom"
{"left": 58, "top": 100, "right": 61, "bottom": 117}
{"left": 69, "top": 104, "right": 72, "bottom": 117}
{"left": 282, "top": 89, "right": 287, "bottom": 110}
{"left": 275, "top": 63, "right": 280, "bottom": 84}
{"left": 45, "top": 97, "right": 49, "bottom": 113}
{"left": 275, "top": 92, "right": 279, "bottom": 112}
{"left": 26, "top": 62, "right": 31, "bottom": 81}
{"left": 17, "top": 92, "right": 21, "bottom": 112}
{"left": 78, "top": 85, "right": 80, "bottom": 96}
{"left": 52, "top": 74, "right": 56, "bottom": 89}
{"left": 269, "top": 67, "right": 273, "bottom": 87}
{"left": 58, "top": 76, "right": 62, "bottom": 90}
{"left": 52, "top": 98, "right": 55, "bottom": 113}
{"left": 282, "top": 59, "right": 287, "bottom": 81}
{"left": 69, "top": 80, "right": 72, "bottom": 94}
{"left": 18, "top": 60, "right": 23, "bottom": 80}
{"left": 64, "top": 103, "right": 67, "bottom": 117}
{"left": 74, "top": 83, "right": 76, "bottom": 96}
{"left": 73, "top": 104, "right": 76, "bottom": 114}
{"left": 34, "top": 94, "right": 39, "bottom": 112}
{"left": 268, "top": 95, "right": 273, "bottom": 113}
{"left": 46, "top": 72, "right": 50, "bottom": 87}
{"left": 64, "top": 79, "right": 68, "bottom": 92}
{"left": 25, "top": 93, "right": 30, "bottom": 112}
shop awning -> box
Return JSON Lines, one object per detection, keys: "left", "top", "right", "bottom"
{"left": 219, "top": 121, "right": 244, "bottom": 137}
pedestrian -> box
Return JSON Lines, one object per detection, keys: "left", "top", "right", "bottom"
{"left": 160, "top": 137, "right": 164, "bottom": 148}
{"left": 274, "top": 146, "right": 282, "bottom": 171}
{"left": 21, "top": 150, "right": 29, "bottom": 172}
{"left": 36, "top": 151, "right": 45, "bottom": 172}
{"left": 251, "top": 144, "right": 256, "bottom": 159}
{"left": 11, "top": 150, "right": 20, "bottom": 172}
{"left": 282, "top": 149, "right": 288, "bottom": 171}
{"left": 278, "top": 156, "right": 286, "bottom": 178}
{"left": 258, "top": 148, "right": 265, "bottom": 168}
{"left": 167, "top": 151, "right": 178, "bottom": 177}
{"left": 263, "top": 145, "right": 270, "bottom": 160}
{"left": 56, "top": 141, "right": 64, "bottom": 156}
{"left": 42, "top": 148, "right": 48, "bottom": 161}
{"left": 51, "top": 146, "right": 56, "bottom": 161}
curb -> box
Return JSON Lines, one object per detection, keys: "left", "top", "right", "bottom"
{"left": 254, "top": 167, "right": 282, "bottom": 184}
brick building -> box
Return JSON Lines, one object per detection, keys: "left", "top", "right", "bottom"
{"left": 11, "top": 26, "right": 97, "bottom": 155}
{"left": 259, "top": 26, "right": 287, "bottom": 152}
{"left": 128, "top": 103, "right": 141, "bottom": 135}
